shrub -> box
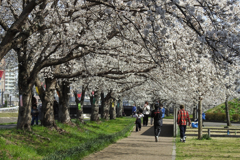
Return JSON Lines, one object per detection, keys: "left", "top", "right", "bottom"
{"left": 205, "top": 113, "right": 225, "bottom": 121}
{"left": 232, "top": 114, "right": 240, "bottom": 121}
{"left": 221, "top": 105, "right": 225, "bottom": 109}
{"left": 215, "top": 113, "right": 226, "bottom": 121}
{"left": 205, "top": 113, "right": 213, "bottom": 121}
{"left": 201, "top": 134, "right": 212, "bottom": 140}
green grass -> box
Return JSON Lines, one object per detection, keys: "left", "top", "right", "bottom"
{"left": 0, "top": 117, "right": 135, "bottom": 160}
{"left": 0, "top": 113, "right": 18, "bottom": 117}
{"left": 176, "top": 137, "right": 240, "bottom": 160}
{"left": 0, "top": 122, "right": 17, "bottom": 125}
{"left": 165, "top": 115, "right": 174, "bottom": 119}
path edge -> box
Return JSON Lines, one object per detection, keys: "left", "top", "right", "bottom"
{"left": 172, "top": 137, "right": 176, "bottom": 160}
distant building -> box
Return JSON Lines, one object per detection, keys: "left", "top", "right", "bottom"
{"left": 0, "top": 59, "right": 5, "bottom": 92}
{"left": 5, "top": 68, "right": 17, "bottom": 93}
{"left": 0, "top": 59, "right": 18, "bottom": 107}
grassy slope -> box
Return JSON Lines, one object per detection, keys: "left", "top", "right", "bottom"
{"left": 0, "top": 117, "right": 135, "bottom": 160}
{"left": 176, "top": 137, "right": 240, "bottom": 160}
{"left": 206, "top": 99, "right": 240, "bottom": 114}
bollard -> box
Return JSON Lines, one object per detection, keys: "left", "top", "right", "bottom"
{"left": 208, "top": 129, "right": 211, "bottom": 137}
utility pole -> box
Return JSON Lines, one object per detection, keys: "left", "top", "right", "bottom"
{"left": 1, "top": 89, "right": 3, "bottom": 107}
{"left": 198, "top": 97, "right": 203, "bottom": 139}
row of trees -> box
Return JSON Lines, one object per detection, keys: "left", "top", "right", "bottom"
{"left": 0, "top": 0, "right": 240, "bottom": 138}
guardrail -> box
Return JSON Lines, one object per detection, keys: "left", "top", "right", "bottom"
{"left": 0, "top": 106, "right": 19, "bottom": 112}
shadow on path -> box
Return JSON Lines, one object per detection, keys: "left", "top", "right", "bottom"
{"left": 141, "top": 123, "right": 173, "bottom": 137}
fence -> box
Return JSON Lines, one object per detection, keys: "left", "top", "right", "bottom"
{"left": 0, "top": 106, "right": 19, "bottom": 113}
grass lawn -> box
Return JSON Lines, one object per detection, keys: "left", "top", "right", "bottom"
{"left": 0, "top": 117, "right": 135, "bottom": 160}
{"left": 0, "top": 113, "right": 18, "bottom": 117}
{"left": 176, "top": 137, "right": 240, "bottom": 160}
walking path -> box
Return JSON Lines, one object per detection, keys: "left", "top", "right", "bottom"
{"left": 84, "top": 119, "right": 175, "bottom": 160}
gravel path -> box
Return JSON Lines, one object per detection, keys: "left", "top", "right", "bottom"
{"left": 84, "top": 119, "right": 174, "bottom": 160}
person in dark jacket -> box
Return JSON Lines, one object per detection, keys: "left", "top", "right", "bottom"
{"left": 151, "top": 104, "right": 162, "bottom": 142}
{"left": 133, "top": 111, "right": 144, "bottom": 132}
{"left": 32, "top": 95, "right": 37, "bottom": 109}
{"left": 31, "top": 105, "right": 39, "bottom": 125}
{"left": 53, "top": 97, "right": 59, "bottom": 118}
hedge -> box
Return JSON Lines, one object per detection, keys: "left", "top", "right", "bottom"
{"left": 232, "top": 114, "right": 240, "bottom": 121}
{"left": 205, "top": 113, "right": 226, "bottom": 121}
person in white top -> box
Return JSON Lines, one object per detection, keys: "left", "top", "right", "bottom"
{"left": 133, "top": 111, "right": 144, "bottom": 132}
{"left": 143, "top": 101, "right": 150, "bottom": 126}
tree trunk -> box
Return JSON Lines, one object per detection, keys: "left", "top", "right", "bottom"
{"left": 16, "top": 59, "right": 33, "bottom": 131}
{"left": 73, "top": 85, "right": 86, "bottom": 124}
{"left": 91, "top": 90, "right": 100, "bottom": 121}
{"left": 193, "top": 108, "right": 196, "bottom": 120}
{"left": 110, "top": 99, "right": 116, "bottom": 119}
{"left": 102, "top": 90, "right": 112, "bottom": 120}
{"left": 41, "top": 78, "right": 57, "bottom": 127}
{"left": 103, "top": 98, "right": 110, "bottom": 120}
{"left": 73, "top": 91, "right": 82, "bottom": 123}
{"left": 198, "top": 97, "right": 202, "bottom": 139}
{"left": 225, "top": 95, "right": 231, "bottom": 126}
{"left": 101, "top": 91, "right": 105, "bottom": 119}
{"left": 117, "top": 98, "right": 123, "bottom": 117}
{"left": 17, "top": 89, "right": 33, "bottom": 131}
{"left": 58, "top": 82, "right": 71, "bottom": 123}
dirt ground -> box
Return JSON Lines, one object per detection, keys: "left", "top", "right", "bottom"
{"left": 84, "top": 119, "right": 174, "bottom": 160}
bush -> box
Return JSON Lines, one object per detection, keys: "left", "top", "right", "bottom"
{"left": 201, "top": 134, "right": 212, "bottom": 140}
{"left": 232, "top": 114, "right": 240, "bottom": 121}
{"left": 205, "top": 112, "right": 226, "bottom": 121}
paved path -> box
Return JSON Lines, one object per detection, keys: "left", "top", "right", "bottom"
{"left": 84, "top": 119, "right": 174, "bottom": 160}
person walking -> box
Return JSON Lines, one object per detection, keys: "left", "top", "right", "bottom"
{"left": 151, "top": 104, "right": 162, "bottom": 142}
{"left": 143, "top": 101, "right": 150, "bottom": 126}
{"left": 159, "top": 104, "right": 165, "bottom": 127}
{"left": 133, "top": 111, "right": 144, "bottom": 132}
{"left": 177, "top": 105, "right": 191, "bottom": 143}
{"left": 31, "top": 105, "right": 39, "bottom": 125}
{"left": 53, "top": 97, "right": 59, "bottom": 118}
{"left": 202, "top": 112, "right": 206, "bottom": 127}
{"left": 132, "top": 105, "right": 137, "bottom": 117}
{"left": 150, "top": 104, "right": 154, "bottom": 125}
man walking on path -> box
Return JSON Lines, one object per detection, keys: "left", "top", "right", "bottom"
{"left": 177, "top": 105, "right": 191, "bottom": 143}
{"left": 151, "top": 104, "right": 162, "bottom": 142}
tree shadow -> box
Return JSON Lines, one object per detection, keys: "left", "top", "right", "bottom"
{"left": 141, "top": 123, "right": 173, "bottom": 137}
